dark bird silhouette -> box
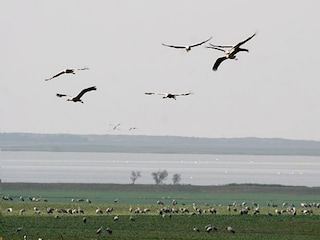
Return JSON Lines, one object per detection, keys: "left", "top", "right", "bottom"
{"left": 162, "top": 36, "right": 212, "bottom": 52}
{"left": 206, "top": 33, "right": 256, "bottom": 71}
{"left": 145, "top": 91, "right": 193, "bottom": 100}
{"left": 45, "top": 67, "right": 89, "bottom": 81}
{"left": 56, "top": 86, "right": 96, "bottom": 103}
{"left": 82, "top": 217, "right": 87, "bottom": 223}
{"left": 109, "top": 124, "right": 121, "bottom": 131}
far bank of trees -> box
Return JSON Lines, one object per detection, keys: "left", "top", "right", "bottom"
{"left": 130, "top": 171, "right": 141, "bottom": 184}
{"left": 130, "top": 170, "right": 181, "bottom": 185}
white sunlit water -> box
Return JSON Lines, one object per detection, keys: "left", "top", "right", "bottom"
{"left": 1, "top": 151, "right": 320, "bottom": 187}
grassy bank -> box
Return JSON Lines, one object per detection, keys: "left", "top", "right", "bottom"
{"left": 1, "top": 183, "right": 320, "bottom": 239}
{"left": 1, "top": 183, "right": 320, "bottom": 205}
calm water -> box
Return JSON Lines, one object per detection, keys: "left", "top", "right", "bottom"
{"left": 1, "top": 151, "right": 320, "bottom": 186}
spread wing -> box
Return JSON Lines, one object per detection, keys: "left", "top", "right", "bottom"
{"left": 74, "top": 86, "right": 97, "bottom": 100}
{"left": 207, "top": 33, "right": 256, "bottom": 49}
{"left": 56, "top": 93, "right": 68, "bottom": 98}
{"left": 145, "top": 92, "right": 192, "bottom": 97}
{"left": 205, "top": 44, "right": 227, "bottom": 53}
{"left": 162, "top": 36, "right": 212, "bottom": 49}
{"left": 161, "top": 43, "right": 186, "bottom": 49}
{"left": 45, "top": 71, "right": 66, "bottom": 81}
{"left": 174, "top": 92, "right": 193, "bottom": 96}
{"left": 189, "top": 36, "right": 212, "bottom": 47}
{"left": 213, "top": 56, "right": 228, "bottom": 71}
{"left": 207, "top": 44, "right": 233, "bottom": 48}
{"left": 145, "top": 92, "right": 166, "bottom": 96}
{"left": 234, "top": 32, "right": 256, "bottom": 49}
{"left": 77, "top": 67, "right": 89, "bottom": 71}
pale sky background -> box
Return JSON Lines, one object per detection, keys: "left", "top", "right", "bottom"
{"left": 1, "top": 0, "right": 320, "bottom": 140}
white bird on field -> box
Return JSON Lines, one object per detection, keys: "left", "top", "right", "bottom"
{"left": 145, "top": 91, "right": 193, "bottom": 100}
{"left": 96, "top": 226, "right": 102, "bottom": 234}
{"left": 205, "top": 224, "right": 217, "bottom": 232}
{"left": 226, "top": 226, "right": 235, "bottom": 234}
{"left": 162, "top": 36, "right": 212, "bottom": 52}
{"left": 95, "top": 208, "right": 103, "bottom": 214}
{"left": 45, "top": 67, "right": 89, "bottom": 81}
{"left": 56, "top": 86, "right": 96, "bottom": 103}
{"left": 193, "top": 226, "right": 200, "bottom": 232}
{"left": 206, "top": 33, "right": 256, "bottom": 71}
{"left": 106, "top": 227, "right": 112, "bottom": 234}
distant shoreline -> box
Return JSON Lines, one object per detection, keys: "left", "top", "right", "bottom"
{"left": 2, "top": 182, "right": 320, "bottom": 194}
{"left": 2, "top": 132, "right": 320, "bottom": 156}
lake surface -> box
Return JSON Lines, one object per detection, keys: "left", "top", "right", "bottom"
{"left": 1, "top": 151, "right": 320, "bottom": 186}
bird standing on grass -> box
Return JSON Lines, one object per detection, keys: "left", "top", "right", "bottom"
{"left": 106, "top": 227, "right": 112, "bottom": 234}
{"left": 205, "top": 224, "right": 217, "bottom": 232}
{"left": 193, "top": 226, "right": 200, "bottom": 232}
{"left": 226, "top": 226, "right": 235, "bottom": 233}
{"left": 96, "top": 226, "right": 102, "bottom": 234}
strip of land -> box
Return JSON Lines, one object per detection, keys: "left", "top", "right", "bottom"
{"left": 2, "top": 132, "right": 320, "bottom": 155}
{"left": 2, "top": 182, "right": 320, "bottom": 195}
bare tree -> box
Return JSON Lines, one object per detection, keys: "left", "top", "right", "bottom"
{"left": 130, "top": 171, "right": 141, "bottom": 184}
{"left": 172, "top": 173, "right": 181, "bottom": 185}
{"left": 151, "top": 170, "right": 168, "bottom": 185}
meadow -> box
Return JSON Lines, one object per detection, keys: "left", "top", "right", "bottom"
{"left": 1, "top": 183, "right": 320, "bottom": 239}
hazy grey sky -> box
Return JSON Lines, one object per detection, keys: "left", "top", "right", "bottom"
{"left": 1, "top": 0, "right": 320, "bottom": 140}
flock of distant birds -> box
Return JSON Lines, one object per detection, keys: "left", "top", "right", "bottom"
{"left": 42, "top": 33, "right": 256, "bottom": 134}
{"left": 162, "top": 32, "right": 256, "bottom": 71}
{"left": 5, "top": 194, "right": 319, "bottom": 238}
{"left": 44, "top": 32, "right": 256, "bottom": 102}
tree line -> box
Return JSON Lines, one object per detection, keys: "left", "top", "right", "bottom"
{"left": 130, "top": 170, "right": 181, "bottom": 185}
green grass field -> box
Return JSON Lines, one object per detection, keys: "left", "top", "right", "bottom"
{"left": 1, "top": 183, "right": 320, "bottom": 239}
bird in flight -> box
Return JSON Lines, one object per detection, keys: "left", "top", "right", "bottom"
{"left": 45, "top": 67, "right": 89, "bottom": 81}
{"left": 145, "top": 91, "right": 193, "bottom": 100}
{"left": 162, "top": 36, "right": 212, "bottom": 52}
{"left": 109, "top": 123, "right": 121, "bottom": 131}
{"left": 206, "top": 33, "right": 256, "bottom": 71}
{"left": 56, "top": 86, "right": 97, "bottom": 103}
